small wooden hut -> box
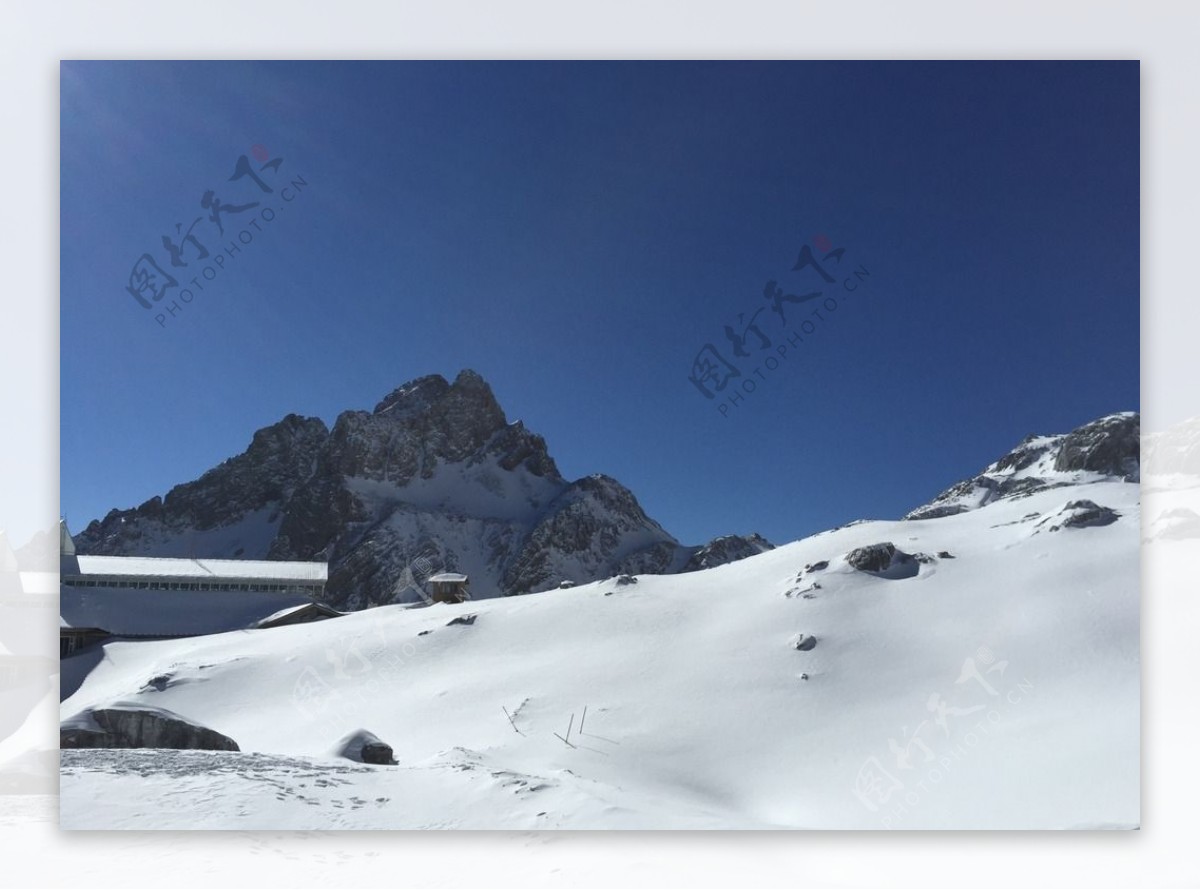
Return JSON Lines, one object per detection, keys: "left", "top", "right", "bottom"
{"left": 427, "top": 572, "right": 470, "bottom": 604}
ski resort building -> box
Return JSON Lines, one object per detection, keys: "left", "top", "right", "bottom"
{"left": 58, "top": 521, "right": 335, "bottom": 656}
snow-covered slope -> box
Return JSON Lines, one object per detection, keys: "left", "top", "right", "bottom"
{"left": 60, "top": 478, "right": 1139, "bottom": 829}
{"left": 74, "top": 371, "right": 772, "bottom": 608}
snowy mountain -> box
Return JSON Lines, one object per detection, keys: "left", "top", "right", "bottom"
{"left": 74, "top": 370, "right": 773, "bottom": 609}
{"left": 59, "top": 456, "right": 1140, "bottom": 829}
{"left": 903, "top": 412, "right": 1139, "bottom": 520}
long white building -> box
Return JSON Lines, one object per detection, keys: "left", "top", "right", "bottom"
{"left": 59, "top": 521, "right": 334, "bottom": 656}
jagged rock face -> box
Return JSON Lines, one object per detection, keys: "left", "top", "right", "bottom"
{"left": 60, "top": 705, "right": 239, "bottom": 751}
{"left": 269, "top": 476, "right": 370, "bottom": 563}
{"left": 905, "top": 412, "right": 1140, "bottom": 521}
{"left": 615, "top": 541, "right": 680, "bottom": 576}
{"left": 350, "top": 370, "right": 559, "bottom": 484}
{"left": 501, "top": 475, "right": 677, "bottom": 595}
{"left": 1053, "top": 414, "right": 1140, "bottom": 479}
{"left": 993, "top": 434, "right": 1055, "bottom": 473}
{"left": 680, "top": 534, "right": 775, "bottom": 573}
{"left": 74, "top": 369, "right": 772, "bottom": 610}
{"left": 76, "top": 414, "right": 330, "bottom": 554}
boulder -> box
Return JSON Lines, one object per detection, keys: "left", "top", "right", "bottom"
{"left": 1038, "top": 499, "right": 1120, "bottom": 532}
{"left": 845, "top": 542, "right": 920, "bottom": 579}
{"left": 60, "top": 703, "right": 239, "bottom": 751}
{"left": 846, "top": 543, "right": 897, "bottom": 573}
{"left": 1060, "top": 500, "right": 1120, "bottom": 528}
{"left": 791, "top": 633, "right": 818, "bottom": 651}
{"left": 334, "top": 729, "right": 397, "bottom": 765}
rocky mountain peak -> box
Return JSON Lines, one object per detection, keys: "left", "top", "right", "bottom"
{"left": 372, "top": 369, "right": 502, "bottom": 422}
{"left": 1052, "top": 412, "right": 1140, "bottom": 478}
{"left": 76, "top": 370, "right": 773, "bottom": 608}
{"left": 77, "top": 413, "right": 330, "bottom": 550}
{"left": 247, "top": 413, "right": 329, "bottom": 452}
{"left": 905, "top": 411, "right": 1139, "bottom": 521}
{"left": 372, "top": 374, "right": 451, "bottom": 416}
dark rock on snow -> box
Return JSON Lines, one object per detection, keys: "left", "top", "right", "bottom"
{"left": 1037, "top": 499, "right": 1120, "bottom": 532}
{"left": 791, "top": 634, "right": 818, "bottom": 651}
{"left": 60, "top": 704, "right": 239, "bottom": 751}
{"left": 680, "top": 533, "right": 774, "bottom": 572}
{"left": 846, "top": 543, "right": 898, "bottom": 573}
{"left": 334, "top": 729, "right": 397, "bottom": 765}
{"left": 845, "top": 542, "right": 921, "bottom": 579}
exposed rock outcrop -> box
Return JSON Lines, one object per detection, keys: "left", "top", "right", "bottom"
{"left": 846, "top": 543, "right": 897, "bottom": 573}
{"left": 60, "top": 704, "right": 239, "bottom": 751}
{"left": 906, "top": 412, "right": 1139, "bottom": 521}
{"left": 845, "top": 543, "right": 921, "bottom": 579}
{"left": 1034, "top": 499, "right": 1120, "bottom": 533}
{"left": 680, "top": 534, "right": 775, "bottom": 572}
{"left": 333, "top": 729, "right": 397, "bottom": 765}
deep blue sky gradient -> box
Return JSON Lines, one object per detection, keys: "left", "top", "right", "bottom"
{"left": 61, "top": 61, "right": 1140, "bottom": 546}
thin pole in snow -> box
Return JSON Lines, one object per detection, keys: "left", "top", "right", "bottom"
{"left": 580, "top": 705, "right": 587, "bottom": 735}
{"left": 502, "top": 706, "right": 521, "bottom": 734}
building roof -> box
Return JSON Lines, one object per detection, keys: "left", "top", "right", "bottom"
{"left": 60, "top": 519, "right": 76, "bottom": 557}
{"left": 60, "top": 586, "right": 315, "bottom": 637}
{"left": 429, "top": 572, "right": 468, "bottom": 583}
{"left": 253, "top": 601, "right": 344, "bottom": 628}
{"left": 72, "top": 554, "right": 327, "bottom": 582}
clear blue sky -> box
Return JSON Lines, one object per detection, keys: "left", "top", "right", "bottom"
{"left": 61, "top": 61, "right": 1139, "bottom": 547}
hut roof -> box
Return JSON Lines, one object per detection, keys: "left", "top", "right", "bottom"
{"left": 254, "top": 601, "right": 344, "bottom": 629}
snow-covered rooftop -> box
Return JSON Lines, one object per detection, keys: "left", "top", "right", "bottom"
{"left": 72, "top": 555, "right": 327, "bottom": 582}
{"left": 428, "top": 572, "right": 468, "bottom": 583}
{"left": 253, "top": 602, "right": 343, "bottom": 628}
